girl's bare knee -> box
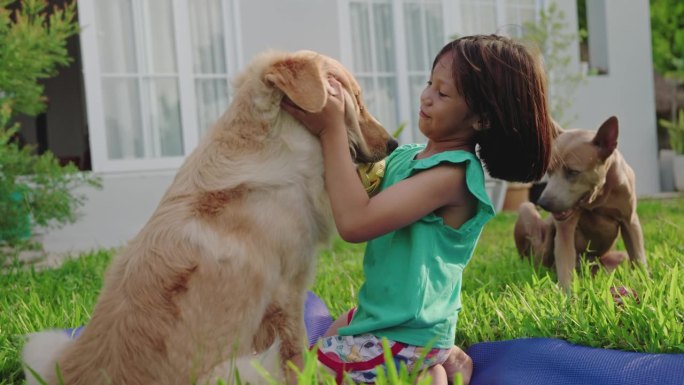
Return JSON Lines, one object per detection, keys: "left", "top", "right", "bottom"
{"left": 323, "top": 309, "right": 354, "bottom": 337}
{"left": 443, "top": 346, "right": 473, "bottom": 385}
{"left": 424, "top": 363, "right": 447, "bottom": 385}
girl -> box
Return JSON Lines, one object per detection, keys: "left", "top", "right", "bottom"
{"left": 283, "top": 34, "right": 555, "bottom": 384}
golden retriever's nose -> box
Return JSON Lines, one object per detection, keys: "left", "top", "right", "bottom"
{"left": 387, "top": 139, "right": 399, "bottom": 154}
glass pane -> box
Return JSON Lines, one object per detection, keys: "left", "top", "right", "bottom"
{"left": 373, "top": 3, "right": 395, "bottom": 72}
{"left": 350, "top": 3, "right": 373, "bottom": 72}
{"left": 425, "top": 3, "right": 444, "bottom": 64}
{"left": 460, "top": 1, "right": 497, "bottom": 35}
{"left": 101, "top": 77, "right": 144, "bottom": 159}
{"left": 376, "top": 76, "right": 398, "bottom": 132}
{"left": 356, "top": 76, "right": 375, "bottom": 112}
{"left": 403, "top": 3, "right": 424, "bottom": 72}
{"left": 409, "top": 75, "right": 427, "bottom": 142}
{"left": 141, "top": 0, "right": 177, "bottom": 73}
{"left": 95, "top": 0, "right": 137, "bottom": 73}
{"left": 189, "top": 0, "right": 227, "bottom": 74}
{"left": 144, "top": 78, "right": 183, "bottom": 157}
{"left": 404, "top": 2, "right": 444, "bottom": 71}
{"left": 502, "top": 0, "right": 537, "bottom": 37}
{"left": 196, "top": 79, "right": 229, "bottom": 138}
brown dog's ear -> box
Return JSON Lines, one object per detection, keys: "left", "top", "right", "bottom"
{"left": 550, "top": 118, "right": 564, "bottom": 138}
{"left": 593, "top": 116, "right": 619, "bottom": 160}
{"left": 263, "top": 54, "right": 327, "bottom": 112}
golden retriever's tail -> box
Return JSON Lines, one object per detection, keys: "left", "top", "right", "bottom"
{"left": 22, "top": 330, "right": 72, "bottom": 385}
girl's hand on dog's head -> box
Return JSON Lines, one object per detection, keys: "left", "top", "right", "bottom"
{"left": 281, "top": 77, "right": 346, "bottom": 137}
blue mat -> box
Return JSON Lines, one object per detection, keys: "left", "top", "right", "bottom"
{"left": 303, "top": 291, "right": 334, "bottom": 347}
{"left": 64, "top": 293, "right": 684, "bottom": 384}
{"left": 466, "top": 338, "right": 684, "bottom": 385}
{"left": 304, "top": 295, "right": 684, "bottom": 385}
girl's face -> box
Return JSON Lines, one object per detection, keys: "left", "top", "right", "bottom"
{"left": 419, "top": 53, "right": 478, "bottom": 143}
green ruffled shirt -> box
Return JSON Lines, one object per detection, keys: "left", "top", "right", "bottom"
{"left": 339, "top": 144, "right": 495, "bottom": 348}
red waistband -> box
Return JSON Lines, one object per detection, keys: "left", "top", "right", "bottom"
{"left": 317, "top": 339, "right": 407, "bottom": 384}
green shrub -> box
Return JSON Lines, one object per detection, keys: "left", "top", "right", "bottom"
{"left": 0, "top": 112, "right": 101, "bottom": 243}
{"left": 659, "top": 109, "right": 684, "bottom": 154}
{"left": 0, "top": 0, "right": 100, "bottom": 244}
{"left": 0, "top": 0, "right": 79, "bottom": 115}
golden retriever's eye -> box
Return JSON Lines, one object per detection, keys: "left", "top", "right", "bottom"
{"left": 355, "top": 96, "right": 364, "bottom": 111}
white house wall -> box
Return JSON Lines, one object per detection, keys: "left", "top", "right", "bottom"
{"left": 41, "top": 172, "right": 175, "bottom": 253}
{"left": 44, "top": 0, "right": 660, "bottom": 254}
{"left": 556, "top": 0, "right": 659, "bottom": 196}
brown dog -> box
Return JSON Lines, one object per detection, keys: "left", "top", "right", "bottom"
{"left": 22, "top": 50, "right": 395, "bottom": 385}
{"left": 514, "top": 116, "right": 647, "bottom": 290}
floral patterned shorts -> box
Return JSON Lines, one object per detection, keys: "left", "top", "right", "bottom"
{"left": 316, "top": 333, "right": 451, "bottom": 384}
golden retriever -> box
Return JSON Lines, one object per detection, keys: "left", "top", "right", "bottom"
{"left": 22, "top": 50, "right": 395, "bottom": 385}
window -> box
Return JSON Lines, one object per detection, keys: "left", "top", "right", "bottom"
{"left": 79, "top": 0, "right": 239, "bottom": 172}
{"left": 449, "top": 0, "right": 539, "bottom": 38}
{"left": 403, "top": 1, "right": 445, "bottom": 140}
{"left": 342, "top": 0, "right": 447, "bottom": 143}
{"left": 189, "top": 0, "right": 236, "bottom": 137}
{"left": 348, "top": 1, "right": 400, "bottom": 135}
{"left": 577, "top": 0, "right": 609, "bottom": 75}
{"left": 95, "top": 0, "right": 182, "bottom": 161}
{"left": 459, "top": 0, "right": 497, "bottom": 35}
{"left": 341, "top": 0, "right": 541, "bottom": 144}
{"left": 503, "top": 0, "right": 538, "bottom": 34}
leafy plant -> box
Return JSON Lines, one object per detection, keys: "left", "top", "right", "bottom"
{"left": 522, "top": 2, "right": 586, "bottom": 127}
{"left": 0, "top": 0, "right": 79, "bottom": 116}
{"left": 650, "top": 0, "right": 684, "bottom": 82}
{"left": 0, "top": 0, "right": 100, "bottom": 244}
{"left": 650, "top": 0, "right": 684, "bottom": 129}
{"left": 659, "top": 109, "right": 684, "bottom": 154}
{"left": 0, "top": 124, "right": 101, "bottom": 243}
{"left": 392, "top": 122, "right": 407, "bottom": 141}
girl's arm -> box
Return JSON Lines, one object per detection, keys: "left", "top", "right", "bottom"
{"left": 282, "top": 80, "right": 467, "bottom": 243}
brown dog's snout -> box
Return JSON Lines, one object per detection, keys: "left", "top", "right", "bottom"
{"left": 536, "top": 196, "right": 552, "bottom": 212}
{"left": 387, "top": 139, "right": 399, "bottom": 154}
{"left": 536, "top": 194, "right": 569, "bottom": 214}
{"left": 536, "top": 191, "right": 560, "bottom": 213}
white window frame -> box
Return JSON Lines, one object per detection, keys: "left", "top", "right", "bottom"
{"left": 338, "top": 0, "right": 543, "bottom": 145}
{"left": 78, "top": 0, "right": 242, "bottom": 173}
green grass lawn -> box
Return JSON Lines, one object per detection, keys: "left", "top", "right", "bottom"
{"left": 1, "top": 197, "right": 683, "bottom": 384}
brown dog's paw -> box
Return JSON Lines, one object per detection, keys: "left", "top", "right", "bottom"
{"left": 610, "top": 286, "right": 640, "bottom": 306}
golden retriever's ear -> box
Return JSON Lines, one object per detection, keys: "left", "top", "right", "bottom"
{"left": 264, "top": 55, "right": 327, "bottom": 112}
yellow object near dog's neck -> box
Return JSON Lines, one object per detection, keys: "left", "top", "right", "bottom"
{"left": 357, "top": 159, "right": 386, "bottom": 197}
